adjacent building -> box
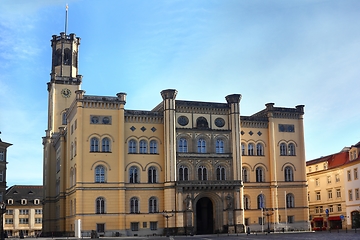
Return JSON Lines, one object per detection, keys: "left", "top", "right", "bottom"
{"left": 4, "top": 185, "right": 43, "bottom": 237}
{"left": 0, "top": 137, "right": 11, "bottom": 202}
{"left": 42, "top": 31, "right": 309, "bottom": 237}
{"left": 307, "top": 141, "right": 360, "bottom": 230}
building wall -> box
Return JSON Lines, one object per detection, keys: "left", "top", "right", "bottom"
{"left": 42, "top": 32, "right": 309, "bottom": 236}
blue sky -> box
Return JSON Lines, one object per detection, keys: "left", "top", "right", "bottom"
{"left": 1, "top": 0, "right": 359, "bottom": 186}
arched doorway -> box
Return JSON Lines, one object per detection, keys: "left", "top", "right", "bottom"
{"left": 196, "top": 197, "right": 213, "bottom": 234}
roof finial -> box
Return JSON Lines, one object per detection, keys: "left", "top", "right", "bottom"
{"left": 65, "top": 4, "right": 69, "bottom": 35}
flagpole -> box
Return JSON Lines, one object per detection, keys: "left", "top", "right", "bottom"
{"left": 261, "top": 191, "right": 264, "bottom": 233}
{"left": 285, "top": 191, "right": 288, "bottom": 232}
{"left": 65, "top": 4, "right": 68, "bottom": 35}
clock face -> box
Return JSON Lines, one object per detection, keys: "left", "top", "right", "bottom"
{"left": 61, "top": 88, "right": 71, "bottom": 98}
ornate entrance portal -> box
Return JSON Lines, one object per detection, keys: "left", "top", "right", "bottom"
{"left": 196, "top": 197, "right": 214, "bottom": 234}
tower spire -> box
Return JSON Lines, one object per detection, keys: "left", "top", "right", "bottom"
{"left": 65, "top": 4, "right": 68, "bottom": 35}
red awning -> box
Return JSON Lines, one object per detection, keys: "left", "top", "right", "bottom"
{"left": 313, "top": 217, "right": 323, "bottom": 221}
{"left": 328, "top": 216, "right": 341, "bottom": 221}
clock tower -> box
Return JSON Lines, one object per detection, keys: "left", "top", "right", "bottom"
{"left": 47, "top": 32, "right": 82, "bottom": 133}
{"left": 43, "top": 31, "right": 82, "bottom": 234}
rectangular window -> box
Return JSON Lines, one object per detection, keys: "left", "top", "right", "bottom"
{"left": 328, "top": 190, "right": 333, "bottom": 199}
{"left": 320, "top": 206, "right": 323, "bottom": 213}
{"left": 35, "top": 218, "right": 42, "bottom": 224}
{"left": 329, "top": 205, "right": 333, "bottom": 213}
{"left": 150, "top": 221, "right": 157, "bottom": 230}
{"left": 96, "top": 223, "right": 105, "bottom": 233}
{"left": 337, "top": 204, "right": 342, "bottom": 212}
{"left": 287, "top": 216, "right": 294, "bottom": 223}
{"left": 5, "top": 218, "right": 13, "bottom": 224}
{"left": 0, "top": 151, "right": 4, "bottom": 161}
{"left": 327, "top": 176, "right": 331, "bottom": 184}
{"left": 131, "top": 222, "right": 139, "bottom": 231}
{"left": 316, "top": 192, "right": 321, "bottom": 200}
{"left": 315, "top": 207, "right": 319, "bottom": 213}
{"left": 19, "top": 218, "right": 29, "bottom": 224}
{"left": 35, "top": 209, "right": 42, "bottom": 215}
{"left": 19, "top": 209, "right": 29, "bottom": 215}
{"left": 336, "top": 189, "right": 341, "bottom": 198}
{"left": 348, "top": 170, "right": 352, "bottom": 181}
{"left": 354, "top": 168, "right": 358, "bottom": 180}
{"left": 349, "top": 190, "right": 353, "bottom": 201}
{"left": 258, "top": 217, "right": 264, "bottom": 225}
{"left": 143, "top": 222, "right": 147, "bottom": 228}
{"left": 315, "top": 178, "right": 320, "bottom": 186}
{"left": 355, "top": 188, "right": 359, "bottom": 200}
{"left": 335, "top": 174, "right": 340, "bottom": 182}
{"left": 6, "top": 210, "right": 13, "bottom": 215}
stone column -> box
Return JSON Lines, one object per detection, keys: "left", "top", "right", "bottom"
{"left": 225, "top": 94, "right": 244, "bottom": 231}
{"left": 161, "top": 89, "right": 178, "bottom": 229}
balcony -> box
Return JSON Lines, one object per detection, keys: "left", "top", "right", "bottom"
{"left": 176, "top": 180, "right": 242, "bottom": 191}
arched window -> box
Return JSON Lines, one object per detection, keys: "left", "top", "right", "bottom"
{"left": 196, "top": 117, "right": 209, "bottom": 129}
{"left": 284, "top": 166, "right": 294, "bottom": 182}
{"left": 62, "top": 112, "right": 67, "bottom": 125}
{"left": 70, "top": 168, "right": 73, "bottom": 187}
{"left": 216, "top": 166, "right": 226, "bottom": 180}
{"left": 248, "top": 143, "right": 255, "bottom": 156}
{"left": 179, "top": 166, "right": 189, "bottom": 181}
{"left": 148, "top": 197, "right": 158, "bottom": 213}
{"left": 241, "top": 143, "right": 246, "bottom": 156}
{"left": 149, "top": 140, "right": 158, "bottom": 154}
{"left": 130, "top": 197, "right": 139, "bottom": 213}
{"left": 286, "top": 193, "right": 295, "bottom": 208}
{"left": 216, "top": 139, "right": 224, "bottom": 153}
{"left": 256, "top": 167, "right": 265, "bottom": 182}
{"left": 197, "top": 138, "right": 206, "bottom": 153}
{"left": 257, "top": 194, "right": 265, "bottom": 209}
{"left": 95, "top": 165, "right": 106, "bottom": 183}
{"left": 102, "top": 137, "right": 111, "bottom": 152}
{"left": 73, "top": 166, "right": 76, "bottom": 186}
{"left": 242, "top": 167, "right": 249, "bottom": 183}
{"left": 280, "top": 143, "right": 287, "bottom": 156}
{"left": 96, "top": 197, "right": 105, "bottom": 214}
{"left": 139, "top": 140, "right": 147, "bottom": 154}
{"left": 256, "top": 143, "right": 264, "bottom": 156}
{"left": 198, "top": 166, "right": 207, "bottom": 180}
{"left": 63, "top": 48, "right": 72, "bottom": 65}
{"left": 288, "top": 143, "right": 296, "bottom": 156}
{"left": 129, "top": 166, "right": 139, "bottom": 183}
{"left": 128, "top": 140, "right": 137, "bottom": 153}
{"left": 148, "top": 166, "right": 157, "bottom": 183}
{"left": 178, "top": 138, "right": 188, "bottom": 153}
{"left": 90, "top": 137, "right": 99, "bottom": 152}
{"left": 71, "top": 142, "right": 74, "bottom": 158}
{"left": 244, "top": 195, "right": 250, "bottom": 210}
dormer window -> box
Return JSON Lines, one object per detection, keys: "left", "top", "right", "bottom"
{"left": 21, "top": 199, "right": 27, "bottom": 205}
{"left": 34, "top": 199, "right": 40, "bottom": 205}
{"left": 7, "top": 199, "right": 13, "bottom": 205}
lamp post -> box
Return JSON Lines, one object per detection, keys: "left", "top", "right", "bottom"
{"left": 0, "top": 202, "right": 6, "bottom": 240}
{"left": 163, "top": 211, "right": 174, "bottom": 237}
{"left": 263, "top": 208, "right": 274, "bottom": 234}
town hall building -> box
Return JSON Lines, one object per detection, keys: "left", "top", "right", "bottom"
{"left": 42, "top": 31, "right": 309, "bottom": 236}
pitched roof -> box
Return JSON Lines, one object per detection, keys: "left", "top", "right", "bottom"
{"left": 5, "top": 185, "right": 43, "bottom": 206}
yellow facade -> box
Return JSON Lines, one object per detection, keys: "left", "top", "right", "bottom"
{"left": 42, "top": 32, "right": 309, "bottom": 237}
{"left": 307, "top": 143, "right": 360, "bottom": 230}
{"left": 4, "top": 186, "right": 43, "bottom": 237}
